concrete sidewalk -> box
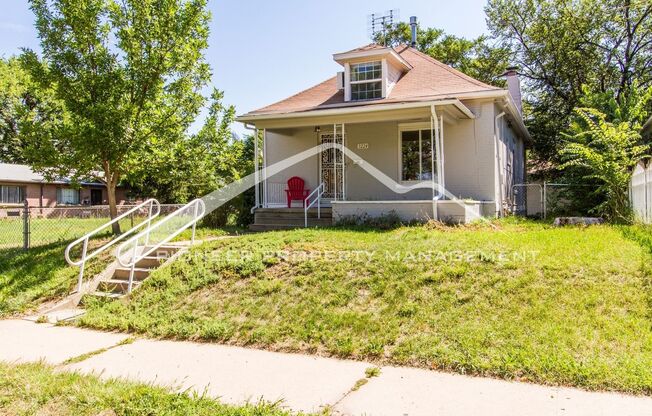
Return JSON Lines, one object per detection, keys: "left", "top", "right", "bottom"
{"left": 1, "top": 319, "right": 651, "bottom": 415}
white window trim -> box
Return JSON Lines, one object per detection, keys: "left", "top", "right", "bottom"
{"left": 0, "top": 184, "right": 25, "bottom": 205}
{"left": 347, "top": 60, "right": 383, "bottom": 101}
{"left": 397, "top": 122, "right": 437, "bottom": 184}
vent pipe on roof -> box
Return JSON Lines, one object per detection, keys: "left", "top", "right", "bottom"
{"left": 410, "top": 16, "right": 418, "bottom": 48}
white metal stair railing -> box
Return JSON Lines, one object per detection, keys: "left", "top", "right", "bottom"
{"left": 116, "top": 198, "right": 206, "bottom": 293}
{"left": 65, "top": 199, "right": 161, "bottom": 292}
{"left": 304, "top": 182, "right": 325, "bottom": 227}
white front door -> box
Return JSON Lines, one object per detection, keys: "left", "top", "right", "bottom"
{"left": 320, "top": 131, "right": 345, "bottom": 201}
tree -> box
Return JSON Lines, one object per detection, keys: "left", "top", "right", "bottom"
{"left": 560, "top": 105, "right": 649, "bottom": 222}
{"left": 126, "top": 89, "right": 237, "bottom": 205}
{"left": 0, "top": 57, "right": 63, "bottom": 163}
{"left": 486, "top": 0, "right": 652, "bottom": 169}
{"left": 376, "top": 22, "right": 511, "bottom": 86}
{"left": 20, "top": 0, "right": 211, "bottom": 233}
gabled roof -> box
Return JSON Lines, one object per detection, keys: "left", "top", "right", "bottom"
{"left": 241, "top": 44, "right": 502, "bottom": 117}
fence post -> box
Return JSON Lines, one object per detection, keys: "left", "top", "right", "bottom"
{"left": 22, "top": 200, "right": 30, "bottom": 250}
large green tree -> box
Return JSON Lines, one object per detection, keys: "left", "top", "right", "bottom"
{"left": 376, "top": 22, "right": 511, "bottom": 86}
{"left": 486, "top": 0, "right": 652, "bottom": 170}
{"left": 0, "top": 57, "right": 64, "bottom": 164}
{"left": 20, "top": 0, "right": 211, "bottom": 233}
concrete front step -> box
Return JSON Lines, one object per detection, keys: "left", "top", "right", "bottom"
{"left": 249, "top": 223, "right": 332, "bottom": 231}
{"left": 141, "top": 245, "right": 182, "bottom": 257}
{"left": 113, "top": 267, "right": 151, "bottom": 281}
{"left": 255, "top": 212, "right": 332, "bottom": 220}
{"left": 252, "top": 218, "right": 333, "bottom": 226}
{"left": 97, "top": 279, "right": 141, "bottom": 294}
{"left": 135, "top": 256, "right": 164, "bottom": 268}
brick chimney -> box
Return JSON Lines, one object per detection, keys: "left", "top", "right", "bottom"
{"left": 503, "top": 66, "right": 522, "bottom": 114}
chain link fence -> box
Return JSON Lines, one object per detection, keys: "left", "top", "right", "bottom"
{"left": 0, "top": 203, "right": 183, "bottom": 250}
{"left": 512, "top": 183, "right": 600, "bottom": 219}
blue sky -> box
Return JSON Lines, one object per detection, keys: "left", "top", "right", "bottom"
{"left": 0, "top": 0, "right": 489, "bottom": 136}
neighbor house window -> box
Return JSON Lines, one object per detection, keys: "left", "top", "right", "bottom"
{"left": 57, "top": 188, "right": 80, "bottom": 205}
{"left": 350, "top": 61, "right": 382, "bottom": 100}
{"left": 0, "top": 185, "right": 25, "bottom": 204}
{"left": 400, "top": 129, "right": 435, "bottom": 181}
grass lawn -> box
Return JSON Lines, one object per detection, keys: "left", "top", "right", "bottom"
{"left": 0, "top": 240, "right": 115, "bottom": 317}
{"left": 0, "top": 223, "right": 235, "bottom": 317}
{"left": 78, "top": 219, "right": 652, "bottom": 394}
{"left": 0, "top": 362, "right": 298, "bottom": 416}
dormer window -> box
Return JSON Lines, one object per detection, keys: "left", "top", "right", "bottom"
{"left": 333, "top": 45, "right": 412, "bottom": 102}
{"left": 350, "top": 61, "right": 383, "bottom": 100}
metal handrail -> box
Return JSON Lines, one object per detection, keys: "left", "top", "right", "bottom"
{"left": 115, "top": 198, "right": 206, "bottom": 293}
{"left": 65, "top": 198, "right": 161, "bottom": 292}
{"left": 304, "top": 182, "right": 325, "bottom": 227}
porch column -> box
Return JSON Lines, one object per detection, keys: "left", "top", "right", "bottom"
{"left": 332, "top": 123, "right": 346, "bottom": 202}
{"left": 253, "top": 128, "right": 260, "bottom": 209}
{"left": 263, "top": 128, "right": 268, "bottom": 208}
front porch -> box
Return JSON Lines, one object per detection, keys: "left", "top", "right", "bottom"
{"left": 246, "top": 99, "right": 501, "bottom": 228}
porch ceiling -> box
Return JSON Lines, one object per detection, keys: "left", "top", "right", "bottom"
{"left": 238, "top": 99, "right": 474, "bottom": 129}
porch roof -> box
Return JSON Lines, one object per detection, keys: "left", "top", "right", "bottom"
{"left": 237, "top": 98, "right": 475, "bottom": 125}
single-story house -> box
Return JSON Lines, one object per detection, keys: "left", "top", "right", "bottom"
{"left": 237, "top": 33, "right": 530, "bottom": 227}
{"left": 0, "top": 163, "right": 130, "bottom": 208}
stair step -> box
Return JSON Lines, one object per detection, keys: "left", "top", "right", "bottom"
{"left": 91, "top": 291, "right": 124, "bottom": 299}
{"left": 113, "top": 267, "right": 151, "bottom": 280}
{"left": 253, "top": 218, "right": 333, "bottom": 226}
{"left": 142, "top": 245, "right": 182, "bottom": 256}
{"left": 135, "top": 256, "right": 165, "bottom": 268}
{"left": 98, "top": 279, "right": 140, "bottom": 293}
{"left": 255, "top": 208, "right": 332, "bottom": 214}
{"left": 249, "top": 223, "right": 331, "bottom": 231}
{"left": 254, "top": 215, "right": 333, "bottom": 222}
{"left": 255, "top": 213, "right": 332, "bottom": 220}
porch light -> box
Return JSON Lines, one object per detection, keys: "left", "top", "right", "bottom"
{"left": 314, "top": 126, "right": 321, "bottom": 133}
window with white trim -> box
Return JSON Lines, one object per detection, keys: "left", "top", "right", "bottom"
{"left": 57, "top": 188, "right": 80, "bottom": 205}
{"left": 0, "top": 185, "right": 25, "bottom": 204}
{"left": 350, "top": 61, "right": 382, "bottom": 100}
{"left": 400, "top": 128, "right": 436, "bottom": 181}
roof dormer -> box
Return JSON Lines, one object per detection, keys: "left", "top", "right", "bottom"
{"left": 333, "top": 45, "right": 412, "bottom": 102}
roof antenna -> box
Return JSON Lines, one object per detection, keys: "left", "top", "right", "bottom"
{"left": 367, "top": 9, "right": 399, "bottom": 46}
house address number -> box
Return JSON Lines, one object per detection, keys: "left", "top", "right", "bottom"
{"left": 357, "top": 143, "right": 369, "bottom": 150}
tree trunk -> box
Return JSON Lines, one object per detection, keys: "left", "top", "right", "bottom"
{"left": 107, "top": 181, "right": 121, "bottom": 234}
{"left": 104, "top": 163, "right": 121, "bottom": 235}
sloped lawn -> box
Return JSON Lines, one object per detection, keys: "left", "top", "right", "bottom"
{"left": 0, "top": 241, "right": 110, "bottom": 317}
{"left": 78, "top": 220, "right": 652, "bottom": 394}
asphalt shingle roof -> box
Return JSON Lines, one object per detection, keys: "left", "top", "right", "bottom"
{"left": 246, "top": 44, "right": 501, "bottom": 116}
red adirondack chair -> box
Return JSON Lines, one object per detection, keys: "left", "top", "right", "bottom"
{"left": 285, "top": 176, "right": 310, "bottom": 208}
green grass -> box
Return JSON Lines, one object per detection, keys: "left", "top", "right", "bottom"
{"left": 0, "top": 220, "right": 240, "bottom": 317}
{"left": 77, "top": 219, "right": 652, "bottom": 394}
{"left": 0, "top": 362, "right": 300, "bottom": 415}
{"left": 0, "top": 240, "right": 111, "bottom": 317}
{"left": 0, "top": 215, "right": 236, "bottom": 249}
{"left": 0, "top": 217, "right": 131, "bottom": 248}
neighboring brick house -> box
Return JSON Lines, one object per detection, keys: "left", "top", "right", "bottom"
{"left": 0, "top": 163, "right": 130, "bottom": 208}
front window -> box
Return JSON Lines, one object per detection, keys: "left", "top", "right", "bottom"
{"left": 57, "top": 188, "right": 80, "bottom": 205}
{"left": 0, "top": 185, "right": 25, "bottom": 204}
{"left": 350, "top": 61, "right": 382, "bottom": 100}
{"left": 401, "top": 129, "right": 436, "bottom": 181}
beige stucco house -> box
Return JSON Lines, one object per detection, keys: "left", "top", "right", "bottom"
{"left": 237, "top": 43, "right": 530, "bottom": 227}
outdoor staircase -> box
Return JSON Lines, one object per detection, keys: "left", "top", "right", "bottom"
{"left": 249, "top": 207, "right": 333, "bottom": 231}
{"left": 92, "top": 245, "right": 184, "bottom": 298}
